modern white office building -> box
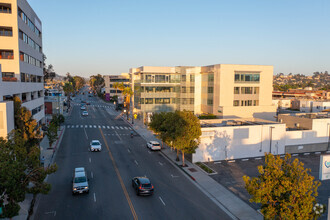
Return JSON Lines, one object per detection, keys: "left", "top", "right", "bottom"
{"left": 0, "top": 0, "right": 44, "bottom": 138}
{"left": 130, "top": 64, "right": 276, "bottom": 122}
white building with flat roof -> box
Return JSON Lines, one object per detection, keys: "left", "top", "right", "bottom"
{"left": 0, "top": 0, "right": 44, "bottom": 138}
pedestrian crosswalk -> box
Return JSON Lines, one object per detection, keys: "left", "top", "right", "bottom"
{"left": 66, "top": 124, "right": 132, "bottom": 130}
{"left": 73, "top": 103, "right": 115, "bottom": 109}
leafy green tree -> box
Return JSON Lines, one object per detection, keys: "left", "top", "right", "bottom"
{"left": 89, "top": 74, "right": 104, "bottom": 94}
{"left": 73, "top": 76, "right": 85, "bottom": 91}
{"left": 243, "top": 153, "right": 324, "bottom": 220}
{"left": 173, "top": 110, "right": 201, "bottom": 166}
{"left": 0, "top": 131, "right": 57, "bottom": 219}
{"left": 13, "top": 97, "right": 41, "bottom": 151}
{"left": 46, "top": 122, "right": 58, "bottom": 149}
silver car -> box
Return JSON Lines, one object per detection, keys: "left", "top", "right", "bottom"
{"left": 72, "top": 167, "right": 89, "bottom": 194}
{"left": 90, "top": 140, "right": 102, "bottom": 152}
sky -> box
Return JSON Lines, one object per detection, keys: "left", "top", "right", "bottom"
{"left": 28, "top": 0, "right": 330, "bottom": 78}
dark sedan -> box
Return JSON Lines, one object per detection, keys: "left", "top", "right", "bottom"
{"left": 132, "top": 177, "right": 154, "bottom": 196}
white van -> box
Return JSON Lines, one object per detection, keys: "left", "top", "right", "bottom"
{"left": 72, "top": 167, "right": 89, "bottom": 194}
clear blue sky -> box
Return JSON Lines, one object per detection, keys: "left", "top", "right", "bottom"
{"left": 28, "top": 0, "right": 330, "bottom": 77}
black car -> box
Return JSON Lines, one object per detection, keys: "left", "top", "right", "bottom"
{"left": 132, "top": 177, "right": 154, "bottom": 196}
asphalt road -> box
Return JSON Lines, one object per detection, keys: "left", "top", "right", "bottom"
{"left": 33, "top": 87, "right": 231, "bottom": 220}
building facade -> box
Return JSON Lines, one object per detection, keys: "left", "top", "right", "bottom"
{"left": 103, "top": 73, "right": 130, "bottom": 100}
{"left": 130, "top": 64, "right": 276, "bottom": 122}
{"left": 0, "top": 0, "right": 44, "bottom": 137}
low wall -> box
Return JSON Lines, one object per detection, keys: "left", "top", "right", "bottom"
{"left": 285, "top": 142, "right": 329, "bottom": 154}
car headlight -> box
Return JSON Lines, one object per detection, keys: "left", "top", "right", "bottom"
{"left": 84, "top": 187, "right": 88, "bottom": 189}
{"left": 73, "top": 188, "right": 77, "bottom": 190}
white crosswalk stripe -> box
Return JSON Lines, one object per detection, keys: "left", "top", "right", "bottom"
{"left": 107, "top": 126, "right": 110, "bottom": 129}
{"left": 124, "top": 127, "right": 128, "bottom": 130}
{"left": 94, "top": 125, "right": 96, "bottom": 128}
{"left": 80, "top": 125, "right": 83, "bottom": 128}
{"left": 111, "top": 126, "right": 114, "bottom": 129}
{"left": 76, "top": 125, "right": 79, "bottom": 128}
{"left": 98, "top": 125, "right": 101, "bottom": 128}
{"left": 67, "top": 125, "right": 70, "bottom": 128}
{"left": 128, "top": 127, "right": 132, "bottom": 130}
{"left": 90, "top": 125, "right": 92, "bottom": 128}
{"left": 120, "top": 126, "right": 123, "bottom": 129}
{"left": 115, "top": 126, "right": 119, "bottom": 129}
{"left": 85, "top": 125, "right": 87, "bottom": 128}
{"left": 102, "top": 126, "right": 105, "bottom": 129}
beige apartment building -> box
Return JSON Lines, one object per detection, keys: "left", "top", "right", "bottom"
{"left": 0, "top": 0, "right": 44, "bottom": 138}
{"left": 103, "top": 73, "right": 130, "bottom": 99}
{"left": 130, "top": 64, "right": 276, "bottom": 122}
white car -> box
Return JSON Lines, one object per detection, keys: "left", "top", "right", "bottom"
{"left": 72, "top": 167, "right": 89, "bottom": 194}
{"left": 82, "top": 111, "right": 88, "bottom": 116}
{"left": 146, "top": 141, "right": 161, "bottom": 151}
{"left": 80, "top": 105, "right": 86, "bottom": 110}
{"left": 90, "top": 140, "right": 102, "bottom": 152}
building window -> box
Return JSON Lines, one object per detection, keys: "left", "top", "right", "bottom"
{"left": 207, "top": 99, "right": 213, "bottom": 105}
{"left": 208, "top": 87, "right": 213, "bottom": 93}
{"left": 233, "top": 100, "right": 239, "bottom": 106}
{"left": 234, "top": 73, "right": 260, "bottom": 82}
{"left": 190, "top": 87, "right": 195, "bottom": 93}
{"left": 145, "top": 98, "right": 153, "bottom": 104}
{"left": 253, "top": 100, "right": 259, "bottom": 106}
{"left": 182, "top": 98, "right": 188, "bottom": 104}
{"left": 0, "top": 26, "right": 12, "bottom": 36}
{"left": 0, "top": 50, "right": 14, "bottom": 59}
{"left": 254, "top": 87, "right": 259, "bottom": 94}
{"left": 181, "top": 86, "right": 186, "bottom": 93}
{"left": 140, "top": 98, "right": 144, "bottom": 104}
{"left": 145, "top": 75, "right": 152, "bottom": 83}
{"left": 241, "top": 87, "right": 253, "bottom": 94}
{"left": 18, "top": 8, "right": 42, "bottom": 38}
{"left": 208, "top": 74, "right": 214, "bottom": 82}
{"left": 19, "top": 51, "right": 42, "bottom": 68}
{"left": 171, "top": 98, "right": 176, "bottom": 104}
{"left": 155, "top": 75, "right": 166, "bottom": 83}
{"left": 234, "top": 87, "right": 240, "bottom": 94}
{"left": 181, "top": 75, "right": 186, "bottom": 82}
{"left": 190, "top": 75, "right": 195, "bottom": 82}
{"left": 0, "top": 3, "right": 11, "bottom": 13}
{"left": 190, "top": 98, "right": 194, "bottom": 104}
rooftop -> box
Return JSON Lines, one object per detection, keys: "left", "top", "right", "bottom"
{"left": 200, "top": 118, "right": 279, "bottom": 128}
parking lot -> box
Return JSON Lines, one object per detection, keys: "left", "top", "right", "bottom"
{"left": 205, "top": 152, "right": 330, "bottom": 219}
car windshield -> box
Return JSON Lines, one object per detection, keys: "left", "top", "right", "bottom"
{"left": 152, "top": 143, "right": 160, "bottom": 146}
{"left": 92, "top": 142, "right": 100, "bottom": 145}
{"left": 74, "top": 176, "right": 87, "bottom": 183}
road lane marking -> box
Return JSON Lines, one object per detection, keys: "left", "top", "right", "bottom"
{"left": 292, "top": 154, "right": 298, "bottom": 156}
{"left": 115, "top": 131, "right": 122, "bottom": 141}
{"left": 89, "top": 157, "right": 91, "bottom": 163}
{"left": 134, "top": 160, "right": 138, "bottom": 165}
{"left": 304, "top": 153, "right": 310, "bottom": 155}
{"left": 99, "top": 128, "right": 138, "bottom": 220}
{"left": 91, "top": 171, "right": 93, "bottom": 178}
{"left": 171, "top": 174, "right": 179, "bottom": 178}
{"left": 84, "top": 128, "right": 88, "bottom": 140}
{"left": 45, "top": 211, "right": 56, "bottom": 216}
{"left": 159, "top": 197, "right": 166, "bottom": 206}
{"left": 158, "top": 162, "right": 164, "bottom": 166}
{"left": 94, "top": 193, "right": 96, "bottom": 202}
{"left": 128, "top": 149, "right": 131, "bottom": 153}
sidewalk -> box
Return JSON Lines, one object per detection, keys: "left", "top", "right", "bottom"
{"left": 121, "top": 114, "right": 262, "bottom": 220}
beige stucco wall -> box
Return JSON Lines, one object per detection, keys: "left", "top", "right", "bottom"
{"left": 0, "top": 101, "right": 14, "bottom": 138}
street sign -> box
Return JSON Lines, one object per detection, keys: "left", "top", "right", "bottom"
{"left": 319, "top": 155, "right": 330, "bottom": 180}
{"left": 134, "top": 114, "right": 137, "bottom": 119}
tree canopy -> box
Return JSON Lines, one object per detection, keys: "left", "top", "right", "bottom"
{"left": 243, "top": 153, "right": 324, "bottom": 219}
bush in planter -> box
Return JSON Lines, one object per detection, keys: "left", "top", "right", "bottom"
{"left": 198, "top": 114, "right": 217, "bottom": 119}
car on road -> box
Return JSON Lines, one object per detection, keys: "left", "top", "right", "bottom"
{"left": 90, "top": 140, "right": 102, "bottom": 151}
{"left": 86, "top": 102, "right": 90, "bottom": 105}
{"left": 146, "top": 141, "right": 161, "bottom": 151}
{"left": 132, "top": 177, "right": 154, "bottom": 196}
{"left": 82, "top": 111, "right": 88, "bottom": 116}
{"left": 80, "top": 105, "right": 86, "bottom": 110}
{"left": 72, "top": 167, "right": 89, "bottom": 194}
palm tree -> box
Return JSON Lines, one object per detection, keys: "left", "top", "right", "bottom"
{"left": 123, "top": 87, "right": 133, "bottom": 119}
{"left": 113, "top": 82, "right": 120, "bottom": 97}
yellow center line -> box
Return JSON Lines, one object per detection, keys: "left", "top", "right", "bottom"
{"left": 99, "top": 128, "right": 138, "bottom": 220}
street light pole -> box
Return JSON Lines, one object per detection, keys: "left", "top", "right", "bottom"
{"left": 327, "top": 123, "right": 330, "bottom": 151}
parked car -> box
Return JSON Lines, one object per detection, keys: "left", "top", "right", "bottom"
{"left": 72, "top": 167, "right": 89, "bottom": 194}
{"left": 81, "top": 105, "right": 86, "bottom": 110}
{"left": 146, "top": 141, "right": 161, "bottom": 151}
{"left": 82, "top": 111, "right": 88, "bottom": 116}
{"left": 86, "top": 102, "right": 90, "bottom": 105}
{"left": 90, "top": 140, "right": 102, "bottom": 152}
{"left": 132, "top": 177, "right": 154, "bottom": 196}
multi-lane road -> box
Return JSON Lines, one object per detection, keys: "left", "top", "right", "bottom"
{"left": 33, "top": 87, "right": 231, "bottom": 220}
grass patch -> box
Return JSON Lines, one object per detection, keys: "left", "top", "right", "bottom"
{"left": 195, "top": 162, "right": 215, "bottom": 174}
